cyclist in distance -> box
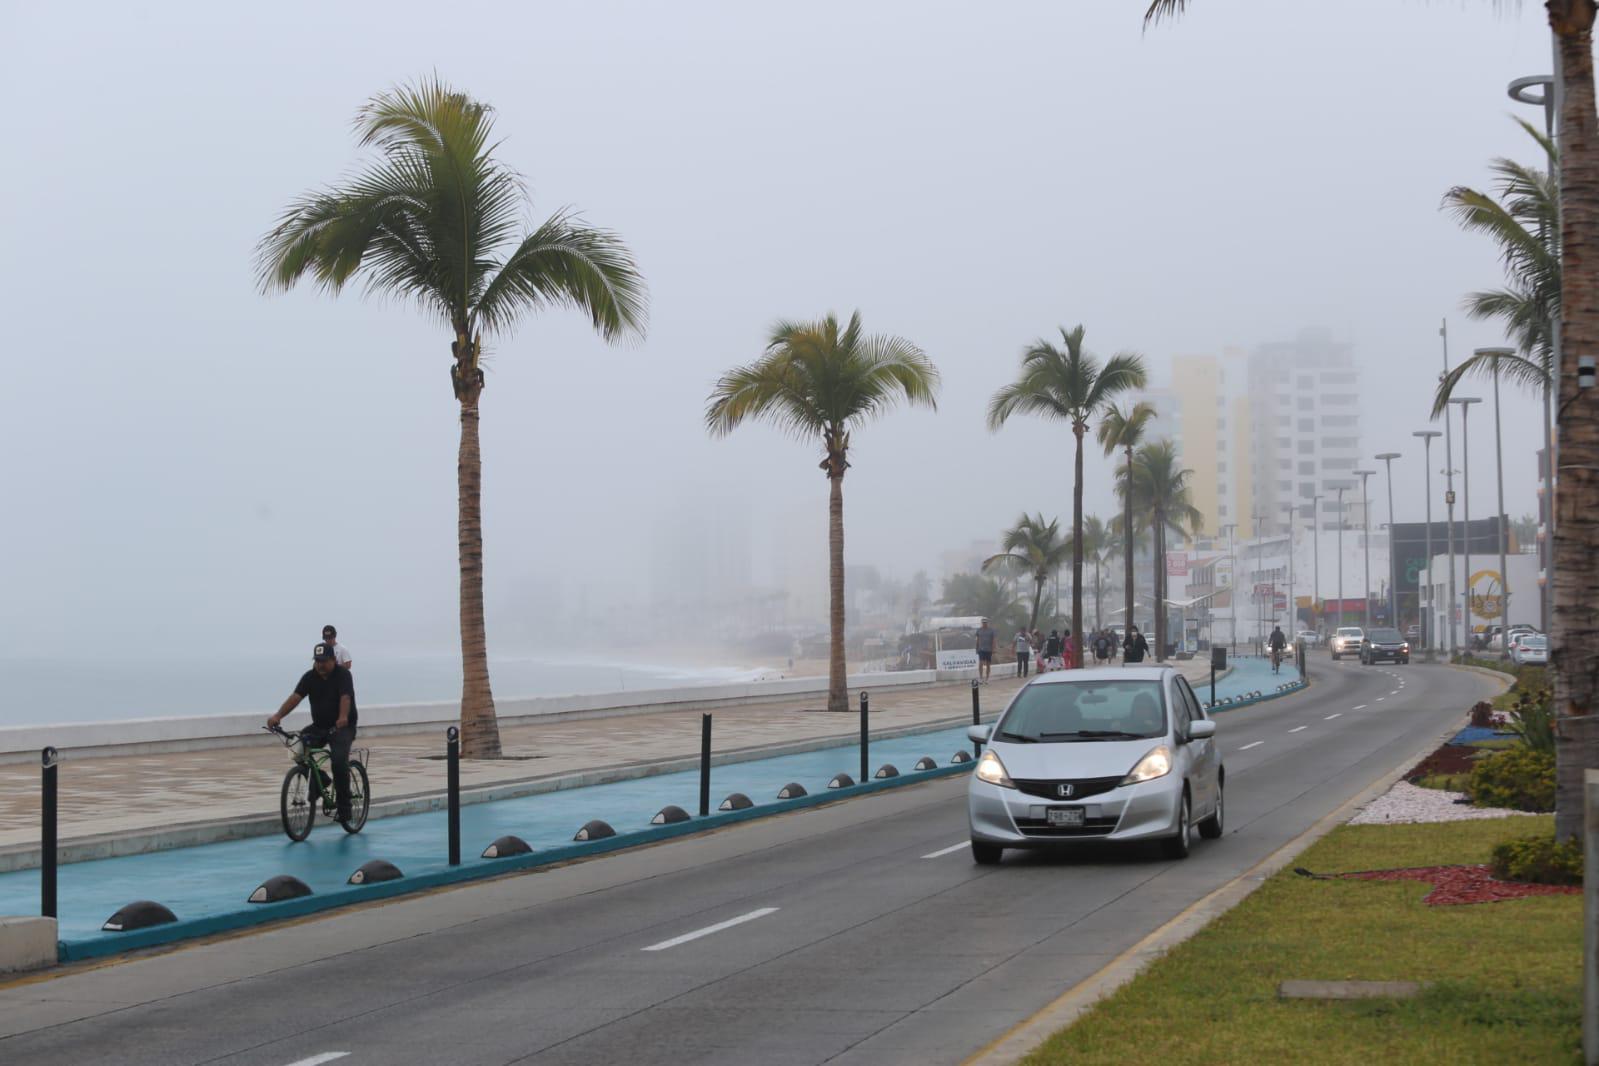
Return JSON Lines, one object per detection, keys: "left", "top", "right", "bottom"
{"left": 267, "top": 642, "right": 358, "bottom": 821}
{"left": 1268, "top": 624, "right": 1288, "bottom": 674}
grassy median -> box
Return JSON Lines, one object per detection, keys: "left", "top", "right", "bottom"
{"left": 1022, "top": 816, "right": 1579, "bottom": 1065}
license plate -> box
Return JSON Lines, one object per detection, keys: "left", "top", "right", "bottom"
{"left": 1047, "top": 807, "right": 1085, "bottom": 827}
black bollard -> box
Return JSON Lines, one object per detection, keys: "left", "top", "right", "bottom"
{"left": 859, "top": 692, "right": 870, "bottom": 785}
{"left": 41, "top": 746, "right": 57, "bottom": 920}
{"left": 1210, "top": 664, "right": 1216, "bottom": 707}
{"left": 699, "top": 714, "right": 712, "bottom": 818}
{"left": 446, "top": 727, "right": 460, "bottom": 867}
{"left": 971, "top": 680, "right": 982, "bottom": 756}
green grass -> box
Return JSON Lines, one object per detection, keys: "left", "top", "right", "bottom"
{"left": 1413, "top": 772, "right": 1472, "bottom": 792}
{"left": 1022, "top": 816, "right": 1579, "bottom": 1066}
{"left": 1467, "top": 738, "right": 1519, "bottom": 750}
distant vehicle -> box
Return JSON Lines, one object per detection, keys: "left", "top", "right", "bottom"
{"left": 1360, "top": 627, "right": 1410, "bottom": 665}
{"left": 1487, "top": 624, "right": 1536, "bottom": 652}
{"left": 1512, "top": 634, "right": 1548, "bottom": 666}
{"left": 966, "top": 667, "right": 1223, "bottom": 864}
{"left": 1295, "top": 630, "right": 1320, "bottom": 647}
{"left": 1405, "top": 624, "right": 1422, "bottom": 643}
{"left": 1330, "top": 627, "right": 1364, "bottom": 660}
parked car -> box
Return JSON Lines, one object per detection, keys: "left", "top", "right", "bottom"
{"left": 1405, "top": 624, "right": 1421, "bottom": 643}
{"left": 1512, "top": 634, "right": 1548, "bottom": 666}
{"left": 1295, "top": 630, "right": 1321, "bottom": 647}
{"left": 966, "top": 667, "right": 1223, "bottom": 864}
{"left": 1360, "top": 627, "right": 1410, "bottom": 665}
{"left": 1488, "top": 624, "right": 1536, "bottom": 652}
{"left": 1330, "top": 627, "right": 1364, "bottom": 660}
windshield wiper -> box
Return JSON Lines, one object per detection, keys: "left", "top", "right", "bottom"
{"left": 1045, "top": 729, "right": 1146, "bottom": 739}
{"left": 997, "top": 731, "right": 1037, "bottom": 743}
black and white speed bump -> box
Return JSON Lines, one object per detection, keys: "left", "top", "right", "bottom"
{"left": 652, "top": 805, "right": 691, "bottom": 825}
{"left": 482, "top": 835, "right": 532, "bottom": 859}
{"left": 776, "top": 782, "right": 808, "bottom": 799}
{"left": 102, "top": 900, "right": 177, "bottom": 932}
{"left": 248, "top": 874, "right": 312, "bottom": 904}
{"left": 718, "top": 793, "right": 753, "bottom": 811}
{"left": 348, "top": 859, "right": 404, "bottom": 884}
{"left": 950, "top": 751, "right": 972, "bottom": 764}
{"left": 874, "top": 764, "right": 899, "bottom": 779}
{"left": 574, "top": 819, "right": 615, "bottom": 842}
{"left": 913, "top": 756, "right": 938, "bottom": 771}
{"left": 827, "top": 773, "right": 855, "bottom": 789}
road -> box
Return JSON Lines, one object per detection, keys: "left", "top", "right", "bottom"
{"left": 0, "top": 661, "right": 1496, "bottom": 1066}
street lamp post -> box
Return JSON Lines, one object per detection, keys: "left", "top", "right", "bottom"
{"left": 1336, "top": 485, "right": 1348, "bottom": 629}
{"left": 1450, "top": 396, "right": 1482, "bottom": 647}
{"left": 1353, "top": 468, "right": 1377, "bottom": 631}
{"left": 1476, "top": 348, "right": 1515, "bottom": 656}
{"left": 1413, "top": 430, "right": 1442, "bottom": 658}
{"left": 1253, "top": 509, "right": 1264, "bottom": 653}
{"left": 1220, "top": 522, "right": 1237, "bottom": 655}
{"left": 1311, "top": 493, "right": 1323, "bottom": 630}
{"left": 1284, "top": 503, "right": 1297, "bottom": 635}
{"left": 1376, "top": 452, "right": 1401, "bottom": 630}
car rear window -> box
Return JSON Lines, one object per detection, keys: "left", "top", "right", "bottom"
{"left": 997, "top": 680, "right": 1167, "bottom": 743}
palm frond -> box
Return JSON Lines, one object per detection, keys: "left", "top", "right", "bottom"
{"left": 476, "top": 209, "right": 648, "bottom": 340}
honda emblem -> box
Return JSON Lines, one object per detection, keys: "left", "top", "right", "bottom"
{"left": 1057, "top": 783, "right": 1074, "bottom": 798}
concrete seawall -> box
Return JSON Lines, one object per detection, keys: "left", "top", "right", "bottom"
{"left": 0, "top": 664, "right": 1017, "bottom": 764}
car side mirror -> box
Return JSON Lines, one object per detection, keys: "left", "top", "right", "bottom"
{"left": 967, "top": 724, "right": 992, "bottom": 744}
{"left": 1187, "top": 720, "right": 1216, "bottom": 741}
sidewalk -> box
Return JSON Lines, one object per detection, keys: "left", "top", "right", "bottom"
{"left": 0, "top": 658, "right": 1219, "bottom": 858}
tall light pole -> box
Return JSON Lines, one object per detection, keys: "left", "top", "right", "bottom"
{"left": 1440, "top": 321, "right": 1458, "bottom": 656}
{"left": 1450, "top": 396, "right": 1482, "bottom": 645}
{"left": 1353, "top": 469, "right": 1377, "bottom": 630}
{"left": 1376, "top": 452, "right": 1401, "bottom": 629}
{"left": 1476, "top": 348, "right": 1515, "bottom": 654}
{"left": 1311, "top": 492, "right": 1323, "bottom": 629}
{"left": 1336, "top": 484, "right": 1348, "bottom": 629}
{"left": 1283, "top": 503, "right": 1297, "bottom": 634}
{"left": 1220, "top": 521, "right": 1237, "bottom": 655}
{"left": 1413, "top": 430, "right": 1442, "bottom": 657}
{"left": 1253, "top": 508, "right": 1264, "bottom": 652}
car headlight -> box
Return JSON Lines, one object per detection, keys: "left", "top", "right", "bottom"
{"left": 974, "top": 749, "right": 1015, "bottom": 788}
{"left": 1401, "top": 643, "right": 1409, "bottom": 653}
{"left": 1120, "top": 745, "right": 1173, "bottom": 786}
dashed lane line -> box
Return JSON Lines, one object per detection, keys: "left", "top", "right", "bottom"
{"left": 1376, "top": 697, "right": 1386, "bottom": 702}
{"left": 1325, "top": 713, "right": 1342, "bottom": 720}
{"left": 642, "top": 907, "right": 780, "bottom": 951}
{"left": 1239, "top": 741, "right": 1265, "bottom": 751}
{"left": 1289, "top": 726, "right": 1308, "bottom": 733}
{"left": 282, "top": 1055, "right": 351, "bottom": 1066}
{"left": 922, "top": 842, "right": 969, "bottom": 859}
{"left": 1354, "top": 704, "right": 1368, "bottom": 710}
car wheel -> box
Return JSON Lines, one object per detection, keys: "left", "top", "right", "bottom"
{"left": 971, "top": 840, "right": 1003, "bottom": 865}
{"left": 1162, "top": 791, "right": 1192, "bottom": 860}
{"left": 1198, "top": 780, "right": 1224, "bottom": 840}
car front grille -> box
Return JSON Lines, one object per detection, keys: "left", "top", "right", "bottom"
{"left": 1013, "top": 815, "right": 1120, "bottom": 838}
{"left": 1011, "top": 776, "right": 1125, "bottom": 801}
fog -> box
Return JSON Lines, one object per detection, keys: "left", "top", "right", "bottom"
{"left": 0, "top": 0, "right": 1557, "bottom": 676}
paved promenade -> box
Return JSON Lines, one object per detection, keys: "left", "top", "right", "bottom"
{"left": 0, "top": 659, "right": 1218, "bottom": 856}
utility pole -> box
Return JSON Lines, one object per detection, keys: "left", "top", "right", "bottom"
{"left": 1476, "top": 349, "right": 1514, "bottom": 653}
{"left": 1336, "top": 485, "right": 1348, "bottom": 629}
{"left": 1284, "top": 503, "right": 1296, "bottom": 634}
{"left": 1451, "top": 396, "right": 1482, "bottom": 646}
{"left": 1311, "top": 492, "right": 1322, "bottom": 630}
{"left": 1376, "top": 452, "right": 1401, "bottom": 629}
{"left": 1354, "top": 469, "right": 1377, "bottom": 630}
{"left": 1441, "top": 321, "right": 1458, "bottom": 657}
{"left": 1413, "top": 430, "right": 1442, "bottom": 658}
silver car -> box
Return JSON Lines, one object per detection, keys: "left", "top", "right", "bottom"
{"left": 966, "top": 667, "right": 1224, "bottom": 864}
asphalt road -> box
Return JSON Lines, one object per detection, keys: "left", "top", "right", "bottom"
{"left": 0, "top": 660, "right": 1497, "bottom": 1066}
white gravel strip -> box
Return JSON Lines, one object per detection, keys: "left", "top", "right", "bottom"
{"left": 1349, "top": 780, "right": 1544, "bottom": 826}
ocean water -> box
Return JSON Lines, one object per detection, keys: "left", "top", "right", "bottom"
{"left": 0, "top": 651, "right": 788, "bottom": 727}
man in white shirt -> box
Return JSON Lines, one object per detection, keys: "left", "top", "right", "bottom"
{"left": 321, "top": 624, "right": 353, "bottom": 670}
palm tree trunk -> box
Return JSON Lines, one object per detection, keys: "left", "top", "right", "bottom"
{"left": 827, "top": 470, "right": 849, "bottom": 713}
{"left": 1124, "top": 446, "right": 1136, "bottom": 643}
{"left": 1072, "top": 424, "right": 1086, "bottom": 667}
{"left": 1550, "top": 1, "right": 1599, "bottom": 841}
{"left": 1154, "top": 514, "right": 1167, "bottom": 662}
{"left": 1030, "top": 575, "right": 1044, "bottom": 631}
{"left": 1094, "top": 557, "right": 1102, "bottom": 630}
{"left": 457, "top": 389, "right": 501, "bottom": 758}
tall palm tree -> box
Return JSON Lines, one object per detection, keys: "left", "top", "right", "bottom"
{"left": 257, "top": 79, "right": 646, "bottom": 758}
{"left": 982, "top": 513, "right": 1073, "bottom": 631}
{"left": 989, "top": 326, "right": 1147, "bottom": 666}
{"left": 706, "top": 312, "right": 939, "bottom": 712}
{"left": 1099, "top": 401, "right": 1159, "bottom": 643}
{"left": 1080, "top": 515, "right": 1115, "bottom": 631}
{"left": 943, "top": 573, "right": 1027, "bottom": 635}
{"left": 1117, "top": 441, "right": 1204, "bottom": 661}
{"left": 1146, "top": 0, "right": 1599, "bottom": 849}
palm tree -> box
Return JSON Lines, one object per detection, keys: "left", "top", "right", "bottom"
{"left": 707, "top": 312, "right": 939, "bottom": 713}
{"left": 943, "top": 573, "right": 1027, "bottom": 634}
{"left": 1099, "top": 401, "right": 1159, "bottom": 643}
{"left": 1146, "top": 0, "right": 1599, "bottom": 849}
{"left": 989, "top": 326, "right": 1147, "bottom": 666}
{"left": 257, "top": 79, "right": 646, "bottom": 758}
{"left": 1080, "top": 515, "right": 1115, "bottom": 631}
{"left": 982, "top": 513, "right": 1073, "bottom": 630}
{"left": 1117, "top": 441, "right": 1204, "bottom": 661}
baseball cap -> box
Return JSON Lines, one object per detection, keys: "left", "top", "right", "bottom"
{"left": 313, "top": 643, "right": 336, "bottom": 661}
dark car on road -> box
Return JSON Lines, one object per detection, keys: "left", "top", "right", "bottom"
{"left": 1361, "top": 627, "right": 1410, "bottom": 665}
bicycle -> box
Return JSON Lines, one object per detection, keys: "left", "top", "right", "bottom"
{"left": 264, "top": 725, "right": 370, "bottom": 841}
{"left": 1270, "top": 647, "right": 1283, "bottom": 674}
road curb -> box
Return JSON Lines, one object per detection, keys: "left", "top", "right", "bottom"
{"left": 961, "top": 668, "right": 1512, "bottom": 1066}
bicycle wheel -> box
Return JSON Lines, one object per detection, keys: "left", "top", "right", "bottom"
{"left": 340, "top": 761, "right": 370, "bottom": 834}
{"left": 280, "top": 765, "right": 316, "bottom": 841}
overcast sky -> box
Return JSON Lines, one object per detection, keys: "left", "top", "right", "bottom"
{"left": 0, "top": 0, "right": 1559, "bottom": 661}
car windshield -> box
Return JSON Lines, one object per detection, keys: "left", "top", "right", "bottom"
{"left": 996, "top": 679, "right": 1167, "bottom": 743}
{"left": 1524, "top": 636, "right": 1547, "bottom": 648}
{"left": 1337, "top": 628, "right": 1362, "bottom": 637}
{"left": 1368, "top": 628, "right": 1403, "bottom": 642}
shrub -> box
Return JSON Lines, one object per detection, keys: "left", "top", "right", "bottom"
{"left": 1506, "top": 690, "right": 1556, "bottom": 756}
{"left": 1491, "top": 834, "right": 1583, "bottom": 885}
{"left": 1468, "top": 747, "right": 1555, "bottom": 812}
{"left": 1469, "top": 700, "right": 1495, "bottom": 728}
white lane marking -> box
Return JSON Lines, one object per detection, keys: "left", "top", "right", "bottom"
{"left": 1239, "top": 741, "right": 1264, "bottom": 751}
{"left": 1325, "top": 713, "right": 1342, "bottom": 720}
{"left": 1354, "top": 704, "right": 1368, "bottom": 710}
{"left": 283, "top": 1055, "right": 351, "bottom": 1066}
{"left": 1375, "top": 697, "right": 1386, "bottom": 702}
{"left": 643, "top": 907, "right": 779, "bottom": 951}
{"left": 922, "top": 842, "right": 969, "bottom": 859}
{"left": 1289, "top": 726, "right": 1308, "bottom": 733}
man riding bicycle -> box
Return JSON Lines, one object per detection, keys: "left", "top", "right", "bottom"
{"left": 1268, "top": 624, "right": 1288, "bottom": 674}
{"left": 268, "top": 642, "right": 358, "bottom": 821}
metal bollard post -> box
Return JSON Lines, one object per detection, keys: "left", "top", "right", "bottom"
{"left": 860, "top": 692, "right": 870, "bottom": 784}
{"left": 1210, "top": 664, "right": 1217, "bottom": 707}
{"left": 41, "top": 747, "right": 57, "bottom": 919}
{"left": 446, "top": 727, "right": 460, "bottom": 867}
{"left": 699, "top": 714, "right": 712, "bottom": 817}
{"left": 972, "top": 680, "right": 982, "bottom": 755}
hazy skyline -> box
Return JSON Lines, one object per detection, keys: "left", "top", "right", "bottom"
{"left": 0, "top": 0, "right": 1558, "bottom": 668}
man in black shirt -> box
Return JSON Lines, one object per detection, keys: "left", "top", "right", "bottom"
{"left": 268, "top": 642, "right": 358, "bottom": 821}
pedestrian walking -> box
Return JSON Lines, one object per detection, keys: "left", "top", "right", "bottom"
{"left": 1123, "top": 625, "right": 1150, "bottom": 664}
{"left": 1013, "top": 628, "right": 1032, "bottom": 678}
{"left": 1093, "top": 630, "right": 1111, "bottom": 665}
{"left": 974, "top": 618, "right": 996, "bottom": 683}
